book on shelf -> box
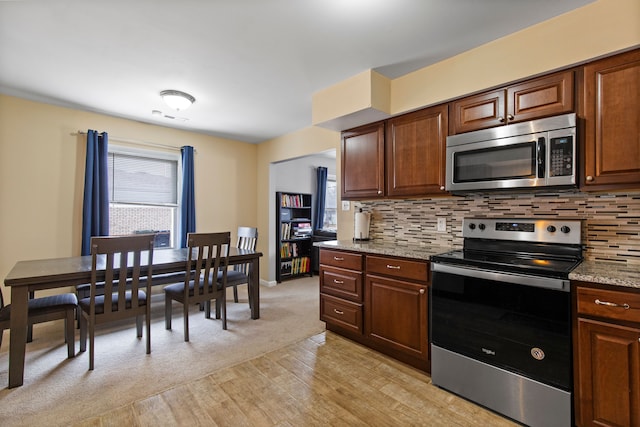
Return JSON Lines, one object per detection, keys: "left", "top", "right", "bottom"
{"left": 280, "top": 193, "right": 307, "bottom": 208}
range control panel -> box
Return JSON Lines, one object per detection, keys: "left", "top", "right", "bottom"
{"left": 463, "top": 218, "right": 582, "bottom": 245}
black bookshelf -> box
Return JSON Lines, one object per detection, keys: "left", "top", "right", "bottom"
{"left": 276, "top": 192, "right": 313, "bottom": 283}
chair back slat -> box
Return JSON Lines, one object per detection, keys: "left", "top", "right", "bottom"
{"left": 185, "top": 232, "right": 231, "bottom": 303}
{"left": 233, "top": 227, "right": 258, "bottom": 274}
{"left": 90, "top": 234, "right": 154, "bottom": 321}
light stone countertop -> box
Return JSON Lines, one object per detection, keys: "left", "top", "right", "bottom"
{"left": 313, "top": 239, "right": 452, "bottom": 262}
{"left": 315, "top": 240, "right": 640, "bottom": 290}
{"left": 569, "top": 260, "right": 640, "bottom": 289}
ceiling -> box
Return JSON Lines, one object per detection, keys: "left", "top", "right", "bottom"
{"left": 0, "top": 0, "right": 594, "bottom": 144}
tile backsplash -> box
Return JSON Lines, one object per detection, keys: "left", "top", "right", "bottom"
{"left": 355, "top": 191, "right": 640, "bottom": 266}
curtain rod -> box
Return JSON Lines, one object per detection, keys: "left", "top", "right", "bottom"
{"left": 72, "top": 131, "right": 196, "bottom": 153}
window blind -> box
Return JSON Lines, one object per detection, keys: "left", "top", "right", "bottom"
{"left": 108, "top": 152, "right": 178, "bottom": 205}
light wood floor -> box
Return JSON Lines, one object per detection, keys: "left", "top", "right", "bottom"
{"left": 73, "top": 332, "right": 518, "bottom": 426}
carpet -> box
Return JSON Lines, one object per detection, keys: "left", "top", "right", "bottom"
{"left": 0, "top": 276, "right": 324, "bottom": 426}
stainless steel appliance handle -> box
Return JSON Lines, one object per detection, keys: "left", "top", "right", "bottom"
{"left": 537, "top": 137, "right": 546, "bottom": 178}
{"left": 431, "top": 263, "right": 570, "bottom": 292}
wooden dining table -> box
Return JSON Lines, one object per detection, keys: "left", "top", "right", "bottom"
{"left": 3, "top": 246, "right": 263, "bottom": 388}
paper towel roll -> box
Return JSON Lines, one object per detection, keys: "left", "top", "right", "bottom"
{"left": 354, "top": 211, "right": 371, "bottom": 241}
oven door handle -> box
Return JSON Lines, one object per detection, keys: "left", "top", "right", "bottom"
{"left": 431, "top": 263, "right": 570, "bottom": 292}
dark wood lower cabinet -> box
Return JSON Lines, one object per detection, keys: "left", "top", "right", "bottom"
{"left": 575, "top": 318, "right": 640, "bottom": 427}
{"left": 574, "top": 283, "right": 640, "bottom": 427}
{"left": 365, "top": 274, "right": 428, "bottom": 362}
{"left": 319, "top": 248, "right": 430, "bottom": 372}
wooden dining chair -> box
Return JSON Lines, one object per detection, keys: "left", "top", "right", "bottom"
{"left": 0, "top": 288, "right": 77, "bottom": 358}
{"left": 164, "top": 232, "right": 230, "bottom": 341}
{"left": 78, "top": 234, "right": 155, "bottom": 370}
{"left": 218, "top": 226, "right": 258, "bottom": 305}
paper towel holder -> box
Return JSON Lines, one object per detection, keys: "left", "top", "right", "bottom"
{"left": 353, "top": 208, "right": 371, "bottom": 242}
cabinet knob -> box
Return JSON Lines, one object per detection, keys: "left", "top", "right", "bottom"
{"left": 440, "top": 186, "right": 445, "bottom": 191}
{"left": 419, "top": 288, "right": 425, "bottom": 294}
{"left": 377, "top": 190, "right": 382, "bottom": 195}
{"left": 507, "top": 114, "right": 514, "bottom": 121}
{"left": 498, "top": 116, "right": 505, "bottom": 122}
{"left": 586, "top": 175, "right": 594, "bottom": 182}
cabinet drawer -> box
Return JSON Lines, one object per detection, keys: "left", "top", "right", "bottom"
{"left": 320, "top": 266, "right": 363, "bottom": 302}
{"left": 366, "top": 255, "right": 429, "bottom": 282}
{"left": 320, "top": 249, "right": 363, "bottom": 271}
{"left": 577, "top": 286, "right": 640, "bottom": 323}
{"left": 320, "top": 293, "right": 363, "bottom": 334}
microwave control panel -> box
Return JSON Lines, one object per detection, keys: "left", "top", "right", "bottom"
{"left": 549, "top": 136, "right": 573, "bottom": 177}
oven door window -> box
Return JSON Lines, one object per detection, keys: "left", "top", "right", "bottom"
{"left": 431, "top": 270, "right": 571, "bottom": 390}
{"left": 453, "top": 142, "right": 536, "bottom": 183}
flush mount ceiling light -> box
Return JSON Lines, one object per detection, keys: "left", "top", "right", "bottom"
{"left": 160, "top": 90, "right": 195, "bottom": 111}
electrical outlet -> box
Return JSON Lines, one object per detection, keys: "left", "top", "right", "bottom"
{"left": 341, "top": 201, "right": 351, "bottom": 211}
{"left": 437, "top": 217, "right": 447, "bottom": 232}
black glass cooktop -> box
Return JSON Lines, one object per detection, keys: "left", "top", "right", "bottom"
{"left": 431, "top": 249, "right": 582, "bottom": 279}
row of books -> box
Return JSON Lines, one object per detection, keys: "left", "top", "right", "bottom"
{"left": 280, "top": 194, "right": 307, "bottom": 208}
{"left": 280, "top": 242, "right": 301, "bottom": 258}
{"left": 280, "top": 257, "right": 311, "bottom": 275}
{"left": 280, "top": 222, "right": 312, "bottom": 240}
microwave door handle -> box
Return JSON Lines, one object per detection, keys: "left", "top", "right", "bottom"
{"left": 537, "top": 137, "right": 546, "bottom": 178}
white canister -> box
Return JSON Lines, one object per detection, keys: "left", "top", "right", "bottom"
{"left": 354, "top": 209, "right": 371, "bottom": 241}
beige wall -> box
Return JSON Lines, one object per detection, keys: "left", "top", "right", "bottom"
{"left": 0, "top": 95, "right": 257, "bottom": 302}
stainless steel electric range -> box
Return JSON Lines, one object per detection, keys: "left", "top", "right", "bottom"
{"left": 430, "top": 217, "right": 583, "bottom": 427}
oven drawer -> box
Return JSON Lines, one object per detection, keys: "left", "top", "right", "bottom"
{"left": 320, "top": 266, "right": 363, "bottom": 302}
{"left": 577, "top": 286, "right": 640, "bottom": 323}
{"left": 320, "top": 293, "right": 363, "bottom": 334}
{"left": 366, "top": 255, "right": 429, "bottom": 282}
{"left": 320, "top": 249, "right": 363, "bottom": 271}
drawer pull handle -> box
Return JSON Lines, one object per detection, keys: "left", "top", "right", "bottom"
{"left": 333, "top": 309, "right": 344, "bottom": 315}
{"left": 333, "top": 257, "right": 345, "bottom": 261}
{"left": 595, "top": 299, "right": 630, "bottom": 310}
{"left": 386, "top": 264, "right": 401, "bottom": 270}
{"left": 333, "top": 279, "right": 344, "bottom": 284}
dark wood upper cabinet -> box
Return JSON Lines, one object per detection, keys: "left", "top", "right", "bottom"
{"left": 581, "top": 48, "right": 640, "bottom": 190}
{"left": 341, "top": 122, "right": 385, "bottom": 200}
{"left": 450, "top": 70, "right": 574, "bottom": 134}
{"left": 385, "top": 104, "right": 448, "bottom": 197}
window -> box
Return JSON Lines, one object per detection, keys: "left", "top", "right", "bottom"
{"left": 108, "top": 146, "right": 180, "bottom": 248}
{"left": 322, "top": 174, "right": 337, "bottom": 231}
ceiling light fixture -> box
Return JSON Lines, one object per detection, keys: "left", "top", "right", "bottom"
{"left": 160, "top": 89, "right": 195, "bottom": 111}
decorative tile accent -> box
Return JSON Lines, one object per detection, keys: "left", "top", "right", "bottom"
{"left": 355, "top": 191, "right": 640, "bottom": 266}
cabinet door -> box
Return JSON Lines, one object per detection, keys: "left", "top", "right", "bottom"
{"left": 507, "top": 70, "right": 574, "bottom": 122}
{"left": 449, "top": 89, "right": 505, "bottom": 134}
{"left": 341, "top": 122, "right": 385, "bottom": 199}
{"left": 582, "top": 48, "right": 640, "bottom": 190}
{"left": 365, "top": 274, "right": 428, "bottom": 361}
{"left": 575, "top": 318, "right": 640, "bottom": 427}
{"left": 385, "top": 105, "right": 448, "bottom": 196}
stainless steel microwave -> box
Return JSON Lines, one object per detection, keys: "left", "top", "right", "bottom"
{"left": 445, "top": 113, "right": 576, "bottom": 192}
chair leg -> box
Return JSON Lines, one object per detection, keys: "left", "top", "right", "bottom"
{"left": 27, "top": 324, "right": 33, "bottom": 343}
{"left": 65, "top": 308, "right": 75, "bottom": 358}
{"left": 79, "top": 313, "right": 87, "bottom": 353}
{"left": 146, "top": 314, "right": 151, "bottom": 355}
{"left": 183, "top": 302, "right": 190, "bottom": 342}
{"left": 136, "top": 316, "right": 143, "bottom": 338}
{"left": 205, "top": 300, "right": 211, "bottom": 319}
{"left": 221, "top": 295, "right": 227, "bottom": 330}
{"left": 165, "top": 296, "right": 172, "bottom": 330}
{"left": 215, "top": 299, "right": 221, "bottom": 319}
{"left": 233, "top": 285, "right": 239, "bottom": 303}
{"left": 89, "top": 318, "right": 95, "bottom": 371}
